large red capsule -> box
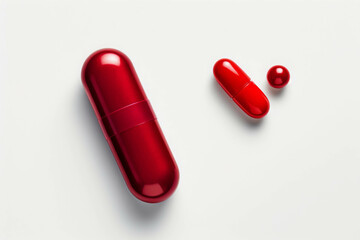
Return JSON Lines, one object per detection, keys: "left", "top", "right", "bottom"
{"left": 81, "top": 49, "right": 179, "bottom": 203}
{"left": 213, "top": 59, "right": 270, "bottom": 118}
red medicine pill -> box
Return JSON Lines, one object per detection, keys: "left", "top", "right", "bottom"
{"left": 267, "top": 65, "right": 290, "bottom": 88}
{"left": 81, "top": 49, "right": 179, "bottom": 203}
{"left": 213, "top": 59, "right": 270, "bottom": 118}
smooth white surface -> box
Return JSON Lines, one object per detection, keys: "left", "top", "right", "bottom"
{"left": 1, "top": 0, "right": 360, "bottom": 239}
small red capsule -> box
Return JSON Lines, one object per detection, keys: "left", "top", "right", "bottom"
{"left": 267, "top": 65, "right": 290, "bottom": 88}
{"left": 213, "top": 59, "right": 270, "bottom": 118}
{"left": 82, "top": 49, "right": 179, "bottom": 203}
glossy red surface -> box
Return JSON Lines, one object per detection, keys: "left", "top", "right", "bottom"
{"left": 82, "top": 49, "right": 179, "bottom": 203}
{"left": 267, "top": 65, "right": 290, "bottom": 88}
{"left": 213, "top": 59, "right": 270, "bottom": 118}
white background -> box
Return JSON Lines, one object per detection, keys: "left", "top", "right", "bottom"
{"left": 1, "top": 0, "right": 360, "bottom": 239}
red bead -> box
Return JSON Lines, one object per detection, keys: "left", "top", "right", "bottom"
{"left": 82, "top": 49, "right": 179, "bottom": 203}
{"left": 213, "top": 59, "right": 270, "bottom": 119}
{"left": 267, "top": 65, "right": 290, "bottom": 88}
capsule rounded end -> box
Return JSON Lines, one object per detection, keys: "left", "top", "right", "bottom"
{"left": 130, "top": 166, "right": 180, "bottom": 204}
{"left": 213, "top": 58, "right": 251, "bottom": 97}
{"left": 81, "top": 48, "right": 131, "bottom": 87}
{"left": 234, "top": 82, "right": 270, "bottom": 119}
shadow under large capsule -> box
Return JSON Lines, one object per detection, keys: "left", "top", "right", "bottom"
{"left": 81, "top": 49, "right": 179, "bottom": 203}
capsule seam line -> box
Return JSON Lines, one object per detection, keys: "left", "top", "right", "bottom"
{"left": 232, "top": 81, "right": 251, "bottom": 100}
{"left": 102, "top": 99, "right": 149, "bottom": 119}
{"left": 109, "top": 118, "right": 157, "bottom": 138}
